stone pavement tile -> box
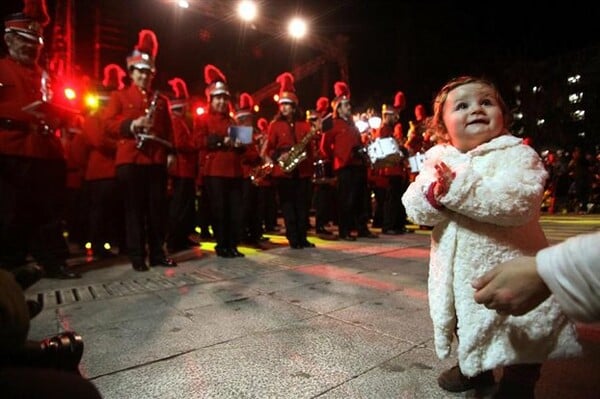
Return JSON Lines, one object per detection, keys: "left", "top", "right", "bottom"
{"left": 328, "top": 293, "right": 432, "bottom": 345}
{"left": 268, "top": 276, "right": 398, "bottom": 315}
{"left": 91, "top": 317, "right": 415, "bottom": 399}
{"left": 318, "top": 345, "right": 463, "bottom": 399}
{"left": 80, "top": 293, "right": 317, "bottom": 377}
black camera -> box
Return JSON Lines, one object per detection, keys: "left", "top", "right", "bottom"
{"left": 3, "top": 331, "right": 84, "bottom": 374}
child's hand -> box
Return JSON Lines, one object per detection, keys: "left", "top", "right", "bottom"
{"left": 433, "top": 161, "right": 455, "bottom": 197}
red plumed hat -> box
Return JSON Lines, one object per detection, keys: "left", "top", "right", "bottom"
{"left": 316, "top": 97, "right": 330, "bottom": 114}
{"left": 168, "top": 77, "right": 189, "bottom": 100}
{"left": 235, "top": 92, "right": 254, "bottom": 119}
{"left": 204, "top": 64, "right": 230, "bottom": 99}
{"left": 168, "top": 77, "right": 190, "bottom": 111}
{"left": 4, "top": 0, "right": 50, "bottom": 44}
{"left": 331, "top": 81, "right": 350, "bottom": 111}
{"left": 276, "top": 72, "right": 298, "bottom": 105}
{"left": 393, "top": 91, "right": 406, "bottom": 111}
{"left": 257, "top": 117, "right": 269, "bottom": 132}
{"left": 126, "top": 29, "right": 158, "bottom": 72}
{"left": 102, "top": 64, "right": 126, "bottom": 91}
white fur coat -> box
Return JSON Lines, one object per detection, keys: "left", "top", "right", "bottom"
{"left": 401, "top": 135, "right": 581, "bottom": 376}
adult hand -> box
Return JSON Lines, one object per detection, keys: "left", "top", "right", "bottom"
{"left": 472, "top": 256, "right": 551, "bottom": 316}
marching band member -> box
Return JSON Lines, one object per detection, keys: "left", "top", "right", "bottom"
{"left": 0, "top": 0, "right": 80, "bottom": 279}
{"left": 102, "top": 29, "right": 176, "bottom": 271}
{"left": 311, "top": 97, "right": 337, "bottom": 236}
{"left": 83, "top": 64, "right": 127, "bottom": 260}
{"left": 165, "top": 77, "right": 198, "bottom": 253}
{"left": 376, "top": 92, "right": 410, "bottom": 234}
{"left": 263, "top": 72, "right": 316, "bottom": 249}
{"left": 236, "top": 93, "right": 267, "bottom": 247}
{"left": 255, "top": 117, "right": 279, "bottom": 234}
{"left": 320, "top": 82, "right": 377, "bottom": 241}
{"left": 195, "top": 64, "right": 245, "bottom": 258}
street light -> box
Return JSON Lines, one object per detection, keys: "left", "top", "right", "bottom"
{"left": 237, "top": 0, "right": 257, "bottom": 22}
{"left": 287, "top": 17, "right": 307, "bottom": 39}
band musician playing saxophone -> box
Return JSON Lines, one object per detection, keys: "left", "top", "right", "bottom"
{"left": 102, "top": 29, "right": 176, "bottom": 271}
{"left": 262, "top": 72, "right": 317, "bottom": 249}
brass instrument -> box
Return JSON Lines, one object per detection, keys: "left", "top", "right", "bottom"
{"left": 278, "top": 123, "right": 318, "bottom": 173}
{"left": 134, "top": 91, "right": 173, "bottom": 149}
{"left": 250, "top": 162, "right": 274, "bottom": 186}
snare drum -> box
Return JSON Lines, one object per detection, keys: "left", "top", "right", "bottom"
{"left": 312, "top": 159, "right": 334, "bottom": 184}
{"left": 367, "top": 137, "right": 403, "bottom": 168}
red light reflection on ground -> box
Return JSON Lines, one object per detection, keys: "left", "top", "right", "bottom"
{"left": 380, "top": 248, "right": 430, "bottom": 259}
{"left": 296, "top": 264, "right": 400, "bottom": 292}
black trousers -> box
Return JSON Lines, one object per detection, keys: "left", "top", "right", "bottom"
{"left": 116, "top": 164, "right": 168, "bottom": 264}
{"left": 313, "top": 183, "right": 336, "bottom": 229}
{"left": 336, "top": 165, "right": 370, "bottom": 236}
{"left": 241, "top": 178, "right": 262, "bottom": 242}
{"left": 275, "top": 176, "right": 310, "bottom": 246}
{"left": 0, "top": 156, "right": 69, "bottom": 271}
{"left": 204, "top": 176, "right": 244, "bottom": 251}
{"left": 382, "top": 175, "right": 409, "bottom": 231}
{"left": 166, "top": 176, "right": 196, "bottom": 250}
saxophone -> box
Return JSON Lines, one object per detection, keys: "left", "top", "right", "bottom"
{"left": 278, "top": 123, "right": 318, "bottom": 173}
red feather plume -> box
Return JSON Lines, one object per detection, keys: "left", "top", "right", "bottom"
{"left": 135, "top": 29, "right": 158, "bottom": 58}
{"left": 204, "top": 64, "right": 227, "bottom": 85}
{"left": 23, "top": 0, "right": 50, "bottom": 27}
{"left": 316, "top": 97, "right": 329, "bottom": 113}
{"left": 102, "top": 64, "right": 126, "bottom": 90}
{"left": 334, "top": 81, "right": 350, "bottom": 98}
{"left": 257, "top": 118, "right": 269, "bottom": 131}
{"left": 168, "top": 77, "right": 189, "bottom": 99}
{"left": 394, "top": 91, "right": 406, "bottom": 110}
{"left": 276, "top": 72, "right": 295, "bottom": 93}
{"left": 239, "top": 93, "right": 254, "bottom": 110}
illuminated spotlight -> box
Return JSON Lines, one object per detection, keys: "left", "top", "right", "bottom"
{"left": 195, "top": 106, "right": 205, "bottom": 116}
{"left": 253, "top": 104, "right": 259, "bottom": 113}
{"left": 177, "top": 0, "right": 189, "bottom": 9}
{"left": 273, "top": 93, "right": 279, "bottom": 103}
{"left": 85, "top": 94, "right": 99, "bottom": 109}
{"left": 288, "top": 17, "right": 307, "bottom": 39}
{"left": 237, "top": 0, "right": 257, "bottom": 22}
{"left": 85, "top": 242, "right": 92, "bottom": 250}
{"left": 64, "top": 87, "right": 77, "bottom": 100}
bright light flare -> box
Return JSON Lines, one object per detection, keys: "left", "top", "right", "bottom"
{"left": 177, "top": 0, "right": 189, "bottom": 9}
{"left": 195, "top": 106, "right": 205, "bottom": 116}
{"left": 288, "top": 17, "right": 307, "bottom": 39}
{"left": 237, "top": 0, "right": 257, "bottom": 22}
{"left": 85, "top": 94, "right": 99, "bottom": 109}
{"left": 64, "top": 87, "right": 77, "bottom": 100}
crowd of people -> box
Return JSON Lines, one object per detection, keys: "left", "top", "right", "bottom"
{"left": 1, "top": 2, "right": 599, "bottom": 398}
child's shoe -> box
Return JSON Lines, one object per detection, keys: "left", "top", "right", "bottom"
{"left": 437, "top": 364, "right": 495, "bottom": 392}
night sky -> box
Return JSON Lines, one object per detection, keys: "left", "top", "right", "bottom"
{"left": 2, "top": 0, "right": 599, "bottom": 118}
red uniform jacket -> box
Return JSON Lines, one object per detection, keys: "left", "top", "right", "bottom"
{"left": 102, "top": 85, "right": 173, "bottom": 166}
{"left": 169, "top": 114, "right": 197, "bottom": 179}
{"left": 83, "top": 114, "right": 117, "bottom": 180}
{"left": 264, "top": 119, "right": 314, "bottom": 179}
{"left": 194, "top": 110, "right": 244, "bottom": 178}
{"left": 0, "top": 57, "right": 64, "bottom": 159}
{"left": 320, "top": 117, "right": 363, "bottom": 171}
